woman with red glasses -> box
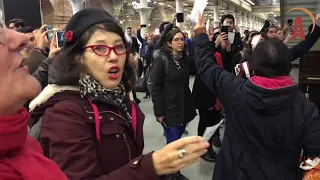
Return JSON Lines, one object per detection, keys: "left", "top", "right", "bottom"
{"left": 28, "top": 8, "right": 209, "bottom": 180}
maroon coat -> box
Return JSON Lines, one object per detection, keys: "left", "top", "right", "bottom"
{"left": 30, "top": 85, "right": 161, "bottom": 180}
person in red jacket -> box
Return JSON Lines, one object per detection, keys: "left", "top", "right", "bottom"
{"left": 0, "top": 20, "right": 68, "bottom": 180}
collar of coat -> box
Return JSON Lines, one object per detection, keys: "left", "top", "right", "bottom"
{"left": 29, "top": 84, "right": 79, "bottom": 112}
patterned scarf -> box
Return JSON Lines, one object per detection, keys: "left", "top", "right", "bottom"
{"left": 78, "top": 74, "right": 132, "bottom": 124}
{"left": 172, "top": 53, "right": 183, "bottom": 65}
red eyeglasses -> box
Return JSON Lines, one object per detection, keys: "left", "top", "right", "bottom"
{"left": 84, "top": 43, "right": 127, "bottom": 56}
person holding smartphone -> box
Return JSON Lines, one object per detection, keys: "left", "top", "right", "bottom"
{"left": 216, "top": 14, "right": 244, "bottom": 73}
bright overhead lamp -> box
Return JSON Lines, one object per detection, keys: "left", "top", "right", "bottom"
{"left": 245, "top": 0, "right": 255, "bottom": 5}
{"left": 240, "top": 0, "right": 250, "bottom": 6}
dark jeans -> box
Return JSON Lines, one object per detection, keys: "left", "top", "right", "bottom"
{"left": 165, "top": 125, "right": 186, "bottom": 144}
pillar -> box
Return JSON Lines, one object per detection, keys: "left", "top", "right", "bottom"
{"left": 0, "top": 0, "right": 5, "bottom": 22}
{"left": 238, "top": 11, "right": 243, "bottom": 36}
{"left": 69, "top": 0, "right": 85, "bottom": 15}
{"left": 136, "top": 0, "right": 152, "bottom": 37}
{"left": 175, "top": 0, "right": 184, "bottom": 30}
{"left": 213, "top": 6, "right": 219, "bottom": 28}
{"left": 251, "top": 15, "right": 254, "bottom": 30}
{"left": 246, "top": 13, "right": 250, "bottom": 30}
{"left": 100, "top": 0, "right": 113, "bottom": 15}
{"left": 252, "top": 16, "right": 255, "bottom": 30}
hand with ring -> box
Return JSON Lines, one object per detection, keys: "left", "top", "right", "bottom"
{"left": 152, "top": 136, "right": 209, "bottom": 176}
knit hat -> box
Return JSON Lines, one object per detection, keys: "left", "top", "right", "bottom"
{"left": 62, "top": 8, "right": 118, "bottom": 48}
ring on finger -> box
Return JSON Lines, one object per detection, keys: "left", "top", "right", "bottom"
{"left": 178, "top": 149, "right": 186, "bottom": 158}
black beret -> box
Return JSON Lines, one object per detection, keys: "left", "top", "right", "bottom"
{"left": 63, "top": 8, "right": 118, "bottom": 48}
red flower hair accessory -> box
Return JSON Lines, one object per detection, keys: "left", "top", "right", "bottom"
{"left": 64, "top": 30, "right": 73, "bottom": 42}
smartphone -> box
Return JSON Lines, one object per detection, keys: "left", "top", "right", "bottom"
{"left": 56, "top": 31, "right": 65, "bottom": 48}
{"left": 176, "top": 13, "right": 184, "bottom": 23}
{"left": 287, "top": 19, "right": 293, "bottom": 33}
{"left": 221, "top": 26, "right": 228, "bottom": 40}
{"left": 221, "top": 26, "right": 228, "bottom": 33}
{"left": 46, "top": 25, "right": 54, "bottom": 41}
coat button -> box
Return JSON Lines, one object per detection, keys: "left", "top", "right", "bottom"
{"left": 133, "top": 160, "right": 139, "bottom": 165}
{"left": 89, "top": 116, "right": 93, "bottom": 120}
{"left": 99, "top": 116, "right": 103, "bottom": 119}
{"left": 116, "top": 134, "right": 120, "bottom": 138}
{"left": 110, "top": 117, "right": 114, "bottom": 121}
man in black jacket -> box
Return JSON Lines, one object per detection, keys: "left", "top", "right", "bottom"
{"left": 125, "top": 27, "right": 141, "bottom": 104}
{"left": 218, "top": 14, "right": 244, "bottom": 73}
{"left": 125, "top": 27, "right": 140, "bottom": 54}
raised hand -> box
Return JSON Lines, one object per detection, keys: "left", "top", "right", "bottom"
{"left": 34, "top": 25, "right": 48, "bottom": 50}
{"left": 194, "top": 12, "right": 206, "bottom": 35}
{"left": 48, "top": 31, "right": 61, "bottom": 60}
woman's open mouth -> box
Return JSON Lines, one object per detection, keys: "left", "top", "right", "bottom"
{"left": 107, "top": 66, "right": 121, "bottom": 80}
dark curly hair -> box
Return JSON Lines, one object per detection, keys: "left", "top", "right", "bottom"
{"left": 51, "top": 22, "right": 136, "bottom": 91}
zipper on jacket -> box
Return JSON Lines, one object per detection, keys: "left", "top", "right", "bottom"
{"left": 123, "top": 133, "right": 132, "bottom": 161}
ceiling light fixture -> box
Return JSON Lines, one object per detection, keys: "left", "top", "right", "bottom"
{"left": 245, "top": 0, "right": 255, "bottom": 5}
{"left": 240, "top": 0, "right": 250, "bottom": 6}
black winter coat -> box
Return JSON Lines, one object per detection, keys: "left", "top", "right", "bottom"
{"left": 218, "top": 32, "right": 243, "bottom": 73}
{"left": 192, "top": 75, "right": 216, "bottom": 110}
{"left": 194, "top": 33, "right": 320, "bottom": 180}
{"left": 150, "top": 49, "right": 196, "bottom": 127}
{"left": 33, "top": 58, "right": 51, "bottom": 89}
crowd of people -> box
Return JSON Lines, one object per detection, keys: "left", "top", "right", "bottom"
{"left": 1, "top": 6, "right": 320, "bottom": 180}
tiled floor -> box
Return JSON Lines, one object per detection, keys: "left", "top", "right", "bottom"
{"left": 139, "top": 76, "right": 214, "bottom": 180}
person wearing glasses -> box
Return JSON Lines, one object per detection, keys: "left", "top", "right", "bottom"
{"left": 28, "top": 8, "right": 208, "bottom": 180}
{"left": 150, "top": 29, "right": 196, "bottom": 180}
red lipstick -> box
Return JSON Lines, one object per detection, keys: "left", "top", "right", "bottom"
{"left": 108, "top": 66, "right": 121, "bottom": 80}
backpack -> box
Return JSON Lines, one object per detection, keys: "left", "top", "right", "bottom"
{"left": 145, "top": 50, "right": 169, "bottom": 93}
{"left": 28, "top": 116, "right": 43, "bottom": 141}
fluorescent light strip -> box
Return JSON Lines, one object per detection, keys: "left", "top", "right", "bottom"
{"left": 245, "top": 0, "right": 255, "bottom": 5}
{"left": 240, "top": 0, "right": 250, "bottom": 6}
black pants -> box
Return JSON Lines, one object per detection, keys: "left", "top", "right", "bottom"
{"left": 145, "top": 87, "right": 150, "bottom": 97}
{"left": 198, "top": 108, "right": 221, "bottom": 136}
{"left": 132, "top": 89, "right": 139, "bottom": 102}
